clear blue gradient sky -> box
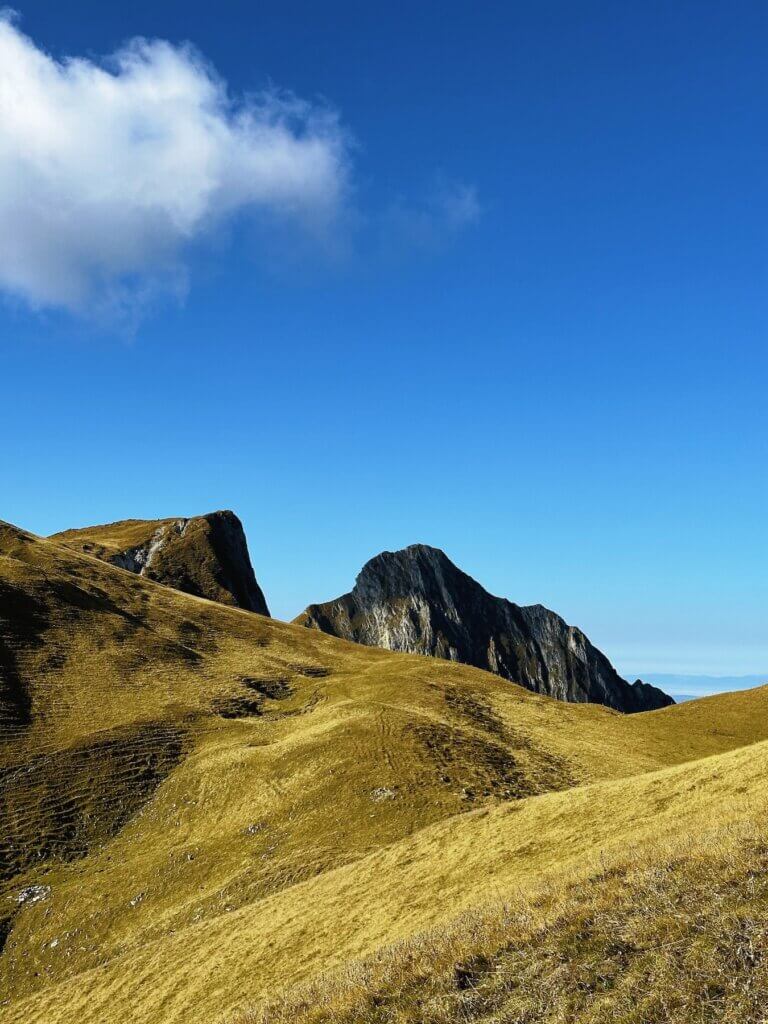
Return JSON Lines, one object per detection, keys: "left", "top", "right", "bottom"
{"left": 2, "top": 2, "right": 766, "bottom": 688}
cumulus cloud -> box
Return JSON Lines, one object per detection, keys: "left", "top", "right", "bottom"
{"left": 0, "top": 13, "right": 350, "bottom": 313}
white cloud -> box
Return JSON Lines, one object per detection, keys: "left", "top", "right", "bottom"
{"left": 0, "top": 13, "right": 350, "bottom": 313}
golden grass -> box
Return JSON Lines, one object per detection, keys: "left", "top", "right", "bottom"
{"left": 50, "top": 517, "right": 180, "bottom": 557}
{"left": 2, "top": 520, "right": 768, "bottom": 1024}
{"left": 246, "top": 814, "right": 768, "bottom": 1024}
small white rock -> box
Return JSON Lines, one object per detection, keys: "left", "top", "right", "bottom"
{"left": 15, "top": 885, "right": 50, "bottom": 906}
{"left": 370, "top": 787, "right": 397, "bottom": 802}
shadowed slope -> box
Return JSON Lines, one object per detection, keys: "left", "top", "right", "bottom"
{"left": 295, "top": 544, "right": 671, "bottom": 713}
{"left": 0, "top": 520, "right": 765, "bottom": 1024}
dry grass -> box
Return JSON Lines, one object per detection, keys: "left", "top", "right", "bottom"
{"left": 2, "top": 520, "right": 768, "bottom": 1024}
{"left": 50, "top": 517, "right": 182, "bottom": 556}
{"left": 245, "top": 816, "right": 768, "bottom": 1024}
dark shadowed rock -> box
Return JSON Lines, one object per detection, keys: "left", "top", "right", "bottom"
{"left": 51, "top": 511, "right": 269, "bottom": 615}
{"left": 294, "top": 544, "right": 672, "bottom": 714}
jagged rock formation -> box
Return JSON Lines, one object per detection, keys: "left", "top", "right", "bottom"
{"left": 295, "top": 544, "right": 672, "bottom": 713}
{"left": 52, "top": 510, "right": 269, "bottom": 615}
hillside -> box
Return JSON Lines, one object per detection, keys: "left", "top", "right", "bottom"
{"left": 295, "top": 544, "right": 671, "bottom": 712}
{"left": 248, "top": 805, "right": 768, "bottom": 1024}
{"left": 51, "top": 510, "right": 269, "bottom": 614}
{"left": 1, "top": 520, "right": 766, "bottom": 1024}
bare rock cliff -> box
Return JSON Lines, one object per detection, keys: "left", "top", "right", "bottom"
{"left": 295, "top": 544, "right": 671, "bottom": 713}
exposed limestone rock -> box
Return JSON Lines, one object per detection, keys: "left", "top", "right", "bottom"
{"left": 295, "top": 544, "right": 672, "bottom": 714}
{"left": 15, "top": 885, "right": 50, "bottom": 905}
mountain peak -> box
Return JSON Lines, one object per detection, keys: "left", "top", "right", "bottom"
{"left": 359, "top": 543, "right": 452, "bottom": 571}
{"left": 51, "top": 510, "right": 269, "bottom": 615}
{"left": 296, "top": 545, "right": 671, "bottom": 714}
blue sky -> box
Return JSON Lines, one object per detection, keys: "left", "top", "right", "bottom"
{"left": 1, "top": 2, "right": 767, "bottom": 693}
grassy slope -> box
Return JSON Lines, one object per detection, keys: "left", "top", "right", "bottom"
{"left": 249, "top": 815, "right": 768, "bottom": 1024}
{"left": 1, "top": 521, "right": 768, "bottom": 1024}
{"left": 50, "top": 518, "right": 183, "bottom": 558}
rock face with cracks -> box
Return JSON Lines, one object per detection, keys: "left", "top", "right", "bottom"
{"left": 295, "top": 544, "right": 671, "bottom": 713}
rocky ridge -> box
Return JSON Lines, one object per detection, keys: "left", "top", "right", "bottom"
{"left": 52, "top": 510, "right": 269, "bottom": 615}
{"left": 295, "top": 544, "right": 672, "bottom": 713}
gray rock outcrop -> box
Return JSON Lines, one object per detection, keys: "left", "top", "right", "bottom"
{"left": 295, "top": 544, "right": 671, "bottom": 713}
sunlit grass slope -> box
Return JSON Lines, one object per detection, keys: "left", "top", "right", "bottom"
{"left": 249, "top": 812, "right": 768, "bottom": 1024}
{"left": 1, "top": 520, "right": 767, "bottom": 1024}
{"left": 51, "top": 517, "right": 188, "bottom": 558}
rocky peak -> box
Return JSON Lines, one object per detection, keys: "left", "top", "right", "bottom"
{"left": 354, "top": 544, "right": 469, "bottom": 606}
{"left": 295, "top": 545, "right": 672, "bottom": 714}
{"left": 51, "top": 510, "right": 269, "bottom": 615}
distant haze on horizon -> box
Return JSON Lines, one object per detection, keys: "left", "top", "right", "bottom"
{"left": 621, "top": 674, "right": 768, "bottom": 700}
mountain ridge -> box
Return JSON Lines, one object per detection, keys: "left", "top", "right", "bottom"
{"left": 51, "top": 509, "right": 269, "bottom": 615}
{"left": 295, "top": 543, "right": 672, "bottom": 713}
